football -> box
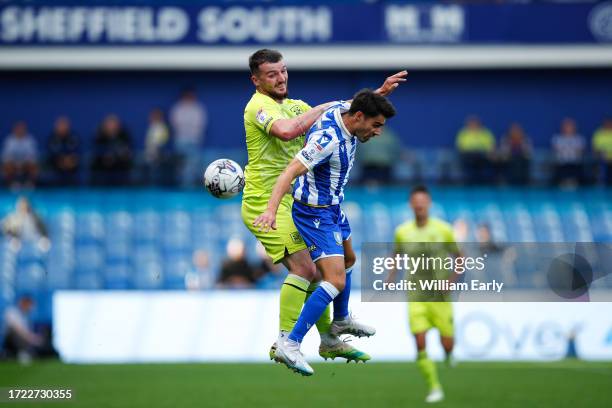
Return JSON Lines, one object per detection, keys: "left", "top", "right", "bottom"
{"left": 203, "top": 159, "right": 245, "bottom": 199}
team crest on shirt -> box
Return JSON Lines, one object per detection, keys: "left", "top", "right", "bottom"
{"left": 290, "top": 105, "right": 304, "bottom": 115}
{"left": 256, "top": 108, "right": 268, "bottom": 124}
{"left": 333, "top": 231, "right": 342, "bottom": 246}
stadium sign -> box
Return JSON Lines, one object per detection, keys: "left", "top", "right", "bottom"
{"left": 0, "top": 2, "right": 610, "bottom": 46}
{"left": 0, "top": 6, "right": 332, "bottom": 44}
{"left": 1, "top": 2, "right": 612, "bottom": 69}
{"left": 53, "top": 292, "right": 612, "bottom": 363}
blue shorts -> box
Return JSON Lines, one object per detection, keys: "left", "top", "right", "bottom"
{"left": 292, "top": 200, "right": 351, "bottom": 262}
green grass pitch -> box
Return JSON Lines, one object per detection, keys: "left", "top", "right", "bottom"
{"left": 0, "top": 360, "right": 610, "bottom": 407}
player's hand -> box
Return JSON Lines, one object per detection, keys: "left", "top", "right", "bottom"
{"left": 376, "top": 70, "right": 408, "bottom": 96}
{"left": 253, "top": 210, "right": 277, "bottom": 232}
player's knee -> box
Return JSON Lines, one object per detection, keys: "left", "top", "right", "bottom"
{"left": 293, "top": 261, "right": 317, "bottom": 281}
{"left": 344, "top": 253, "right": 356, "bottom": 270}
{"left": 329, "top": 275, "right": 346, "bottom": 292}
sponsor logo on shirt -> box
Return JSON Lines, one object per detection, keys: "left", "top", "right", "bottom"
{"left": 256, "top": 108, "right": 268, "bottom": 124}
{"left": 313, "top": 219, "right": 321, "bottom": 228}
{"left": 314, "top": 134, "right": 332, "bottom": 151}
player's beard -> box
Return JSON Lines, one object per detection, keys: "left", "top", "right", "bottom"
{"left": 268, "top": 87, "right": 288, "bottom": 100}
{"left": 266, "top": 80, "right": 288, "bottom": 100}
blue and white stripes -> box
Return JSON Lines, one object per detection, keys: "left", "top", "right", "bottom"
{"left": 293, "top": 102, "right": 356, "bottom": 207}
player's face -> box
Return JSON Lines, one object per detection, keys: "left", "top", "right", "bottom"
{"left": 354, "top": 113, "right": 386, "bottom": 143}
{"left": 410, "top": 192, "right": 431, "bottom": 220}
{"left": 252, "top": 60, "right": 289, "bottom": 101}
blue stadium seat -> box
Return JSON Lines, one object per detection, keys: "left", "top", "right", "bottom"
{"left": 105, "top": 211, "right": 133, "bottom": 235}
{"left": 132, "top": 261, "right": 163, "bottom": 289}
{"left": 104, "top": 264, "right": 132, "bottom": 289}
{"left": 74, "top": 271, "right": 103, "bottom": 290}
{"left": 46, "top": 260, "right": 73, "bottom": 290}
{"left": 15, "top": 263, "right": 46, "bottom": 293}
{"left": 76, "top": 212, "right": 105, "bottom": 244}
{"left": 164, "top": 257, "right": 191, "bottom": 289}
{"left": 75, "top": 245, "right": 104, "bottom": 272}
{"left": 134, "top": 211, "right": 161, "bottom": 244}
{"left": 106, "top": 238, "right": 132, "bottom": 262}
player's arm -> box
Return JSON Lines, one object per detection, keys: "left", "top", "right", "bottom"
{"left": 268, "top": 70, "right": 407, "bottom": 141}
{"left": 269, "top": 102, "right": 334, "bottom": 141}
{"left": 374, "top": 70, "right": 408, "bottom": 97}
{"left": 253, "top": 158, "right": 308, "bottom": 232}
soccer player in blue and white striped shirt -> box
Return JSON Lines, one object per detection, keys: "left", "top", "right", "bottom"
{"left": 254, "top": 89, "right": 396, "bottom": 375}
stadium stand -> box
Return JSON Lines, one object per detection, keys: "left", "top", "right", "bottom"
{"left": 0, "top": 187, "right": 610, "bottom": 326}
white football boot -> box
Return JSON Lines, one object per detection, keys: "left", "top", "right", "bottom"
{"left": 425, "top": 387, "right": 444, "bottom": 403}
{"left": 330, "top": 314, "right": 376, "bottom": 338}
{"left": 275, "top": 339, "right": 314, "bottom": 376}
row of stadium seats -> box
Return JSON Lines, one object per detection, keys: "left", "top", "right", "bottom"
{"left": 1, "top": 188, "right": 611, "bottom": 324}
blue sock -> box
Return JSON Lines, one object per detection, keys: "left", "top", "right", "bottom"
{"left": 333, "top": 269, "right": 352, "bottom": 320}
{"left": 288, "top": 281, "right": 339, "bottom": 343}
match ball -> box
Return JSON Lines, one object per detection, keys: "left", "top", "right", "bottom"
{"left": 203, "top": 159, "right": 245, "bottom": 199}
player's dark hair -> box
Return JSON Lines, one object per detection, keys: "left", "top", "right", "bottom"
{"left": 249, "top": 49, "right": 283, "bottom": 74}
{"left": 410, "top": 184, "right": 430, "bottom": 198}
{"left": 348, "top": 89, "right": 396, "bottom": 119}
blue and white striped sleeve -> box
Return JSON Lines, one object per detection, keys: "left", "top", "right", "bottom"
{"left": 296, "top": 130, "right": 338, "bottom": 170}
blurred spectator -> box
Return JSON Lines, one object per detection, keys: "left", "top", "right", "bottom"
{"left": 47, "top": 116, "right": 80, "bottom": 186}
{"left": 170, "top": 88, "right": 207, "bottom": 186}
{"left": 91, "top": 114, "right": 133, "bottom": 186}
{"left": 476, "top": 223, "right": 503, "bottom": 253}
{"left": 1, "top": 121, "right": 38, "bottom": 189}
{"left": 253, "top": 241, "right": 286, "bottom": 288}
{"left": 456, "top": 115, "right": 496, "bottom": 184}
{"left": 185, "top": 249, "right": 215, "bottom": 290}
{"left": 2, "top": 196, "right": 50, "bottom": 252}
{"left": 551, "top": 118, "right": 585, "bottom": 187}
{"left": 453, "top": 218, "right": 470, "bottom": 242}
{"left": 217, "top": 238, "right": 256, "bottom": 288}
{"left": 359, "top": 126, "right": 401, "bottom": 185}
{"left": 143, "top": 108, "right": 173, "bottom": 186}
{"left": 1, "top": 295, "right": 43, "bottom": 364}
{"left": 592, "top": 117, "right": 612, "bottom": 185}
{"left": 499, "top": 122, "right": 532, "bottom": 185}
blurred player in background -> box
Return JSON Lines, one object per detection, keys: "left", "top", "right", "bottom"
{"left": 393, "top": 185, "right": 460, "bottom": 403}
{"left": 241, "top": 49, "right": 407, "bottom": 363}
{"left": 254, "top": 90, "right": 396, "bottom": 375}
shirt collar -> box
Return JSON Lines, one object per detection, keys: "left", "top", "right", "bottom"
{"left": 333, "top": 104, "right": 353, "bottom": 140}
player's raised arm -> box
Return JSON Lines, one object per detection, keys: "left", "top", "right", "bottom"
{"left": 269, "top": 102, "right": 335, "bottom": 141}
{"left": 253, "top": 158, "right": 308, "bottom": 232}
{"left": 268, "top": 70, "right": 406, "bottom": 141}
{"left": 374, "top": 70, "right": 408, "bottom": 97}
